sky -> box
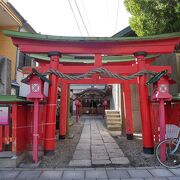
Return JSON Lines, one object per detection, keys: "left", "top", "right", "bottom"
{"left": 8, "top": 0, "right": 131, "bottom": 37}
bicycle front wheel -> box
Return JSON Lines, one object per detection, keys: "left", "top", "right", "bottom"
{"left": 156, "top": 138, "right": 180, "bottom": 168}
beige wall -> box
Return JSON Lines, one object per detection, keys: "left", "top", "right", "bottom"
{"left": 153, "top": 54, "right": 180, "bottom": 94}
{"left": 0, "top": 26, "right": 18, "bottom": 80}
{"left": 128, "top": 53, "right": 180, "bottom": 133}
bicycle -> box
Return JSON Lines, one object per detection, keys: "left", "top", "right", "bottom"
{"left": 156, "top": 124, "right": 180, "bottom": 168}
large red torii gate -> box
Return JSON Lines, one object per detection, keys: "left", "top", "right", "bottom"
{"left": 4, "top": 30, "right": 180, "bottom": 155}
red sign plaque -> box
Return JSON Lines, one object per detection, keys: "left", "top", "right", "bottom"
{"left": 0, "top": 107, "right": 9, "bottom": 125}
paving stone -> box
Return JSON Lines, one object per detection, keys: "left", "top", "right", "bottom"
{"left": 74, "top": 150, "right": 90, "bottom": 155}
{"left": 92, "top": 159, "right": 111, "bottom": 165}
{"left": 128, "top": 169, "right": 153, "bottom": 178}
{"left": 92, "top": 155, "right": 109, "bottom": 160}
{"left": 148, "top": 169, "right": 174, "bottom": 177}
{"left": 169, "top": 169, "right": 180, "bottom": 176}
{"left": 91, "top": 145, "right": 106, "bottom": 150}
{"left": 80, "top": 136, "right": 91, "bottom": 139}
{"left": 39, "top": 171, "right": 63, "bottom": 179}
{"left": 107, "top": 148, "right": 124, "bottom": 153}
{"left": 107, "top": 170, "right": 130, "bottom": 179}
{"left": 145, "top": 178, "right": 168, "bottom": 180}
{"left": 111, "top": 157, "right": 130, "bottom": 165}
{"left": 76, "top": 144, "right": 90, "bottom": 150}
{"left": 73, "top": 153, "right": 91, "bottom": 160}
{"left": 92, "top": 152, "right": 108, "bottom": 157}
{"left": 103, "top": 139, "right": 116, "bottom": 143}
{"left": 105, "top": 143, "right": 120, "bottom": 149}
{"left": 91, "top": 136, "right": 102, "bottom": 140}
{"left": 0, "top": 170, "right": 20, "bottom": 178}
{"left": 63, "top": 170, "right": 84, "bottom": 179}
{"left": 108, "top": 152, "right": 125, "bottom": 157}
{"left": 69, "top": 160, "right": 91, "bottom": 167}
{"left": 86, "top": 170, "right": 108, "bottom": 179}
{"left": 121, "top": 178, "right": 144, "bottom": 180}
{"left": 168, "top": 177, "right": 180, "bottom": 180}
{"left": 17, "top": 170, "right": 42, "bottom": 179}
{"left": 79, "top": 139, "right": 91, "bottom": 143}
{"left": 92, "top": 150, "right": 108, "bottom": 154}
{"left": 91, "top": 140, "right": 104, "bottom": 144}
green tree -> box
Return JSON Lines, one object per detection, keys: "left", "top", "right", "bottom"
{"left": 124, "top": 0, "right": 180, "bottom": 36}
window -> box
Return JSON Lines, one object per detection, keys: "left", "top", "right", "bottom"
{"left": 18, "top": 52, "right": 33, "bottom": 69}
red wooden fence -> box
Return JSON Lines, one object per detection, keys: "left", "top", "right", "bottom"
{"left": 151, "top": 101, "right": 180, "bottom": 143}
{"left": 0, "top": 103, "right": 46, "bottom": 155}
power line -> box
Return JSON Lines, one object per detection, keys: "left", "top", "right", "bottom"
{"left": 115, "top": 0, "right": 120, "bottom": 33}
{"left": 68, "top": 0, "right": 83, "bottom": 36}
{"left": 74, "top": 0, "right": 90, "bottom": 36}
{"left": 80, "top": 0, "right": 92, "bottom": 36}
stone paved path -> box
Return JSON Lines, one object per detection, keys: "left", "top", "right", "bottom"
{"left": 69, "top": 116, "right": 129, "bottom": 167}
{"left": 0, "top": 167, "right": 179, "bottom": 179}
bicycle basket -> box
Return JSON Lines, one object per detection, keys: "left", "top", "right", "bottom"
{"left": 165, "top": 124, "right": 180, "bottom": 139}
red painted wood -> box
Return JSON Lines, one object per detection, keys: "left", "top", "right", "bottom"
{"left": 43, "top": 104, "right": 47, "bottom": 141}
{"left": 159, "top": 99, "right": 166, "bottom": 161}
{"left": 26, "top": 105, "right": 32, "bottom": 146}
{"left": 23, "top": 64, "right": 171, "bottom": 75}
{"left": 4, "top": 125, "right": 9, "bottom": 145}
{"left": 123, "top": 82, "right": 133, "bottom": 135}
{"left": 59, "top": 81, "right": 69, "bottom": 137}
{"left": 12, "top": 37, "right": 180, "bottom": 55}
{"left": 0, "top": 126, "right": 2, "bottom": 151}
{"left": 137, "top": 56, "right": 154, "bottom": 151}
{"left": 44, "top": 55, "right": 59, "bottom": 152}
{"left": 16, "top": 105, "right": 27, "bottom": 154}
{"left": 151, "top": 103, "right": 159, "bottom": 143}
{"left": 38, "top": 105, "right": 43, "bottom": 145}
{"left": 11, "top": 104, "right": 17, "bottom": 153}
{"left": 33, "top": 99, "right": 39, "bottom": 163}
{"left": 75, "top": 99, "right": 81, "bottom": 122}
{"left": 61, "top": 78, "right": 137, "bottom": 84}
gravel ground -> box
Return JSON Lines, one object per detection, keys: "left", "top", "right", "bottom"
{"left": 115, "top": 135, "right": 160, "bottom": 167}
{"left": 39, "top": 117, "right": 84, "bottom": 168}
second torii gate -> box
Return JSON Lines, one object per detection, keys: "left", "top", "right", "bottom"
{"left": 4, "top": 30, "right": 180, "bottom": 155}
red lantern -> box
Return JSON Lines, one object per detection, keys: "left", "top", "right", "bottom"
{"left": 21, "top": 69, "right": 49, "bottom": 163}
{"left": 151, "top": 76, "right": 172, "bottom": 101}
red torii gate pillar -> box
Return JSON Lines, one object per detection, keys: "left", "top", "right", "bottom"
{"left": 44, "top": 52, "right": 60, "bottom": 155}
{"left": 122, "top": 81, "right": 134, "bottom": 140}
{"left": 59, "top": 80, "right": 69, "bottom": 139}
{"left": 134, "top": 51, "right": 154, "bottom": 154}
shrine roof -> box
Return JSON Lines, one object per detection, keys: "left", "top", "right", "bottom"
{"left": 22, "top": 68, "right": 50, "bottom": 84}
{"left": 0, "top": 95, "right": 28, "bottom": 103}
{"left": 28, "top": 53, "right": 158, "bottom": 64}
{"left": 3, "top": 30, "right": 180, "bottom": 42}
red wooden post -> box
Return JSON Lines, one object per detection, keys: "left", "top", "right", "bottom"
{"left": 76, "top": 105, "right": 79, "bottom": 123}
{"left": 159, "top": 99, "right": 166, "bottom": 161}
{"left": 166, "top": 102, "right": 172, "bottom": 124}
{"left": 4, "top": 125, "right": 10, "bottom": 145}
{"left": 59, "top": 80, "right": 68, "bottom": 139}
{"left": 102, "top": 100, "right": 108, "bottom": 117}
{"left": 153, "top": 103, "right": 159, "bottom": 143}
{"left": 33, "top": 99, "right": 39, "bottom": 163}
{"left": 0, "top": 126, "right": 2, "bottom": 151}
{"left": 134, "top": 52, "right": 154, "bottom": 154}
{"left": 12, "top": 103, "right": 17, "bottom": 153}
{"left": 44, "top": 52, "right": 60, "bottom": 155}
{"left": 75, "top": 99, "right": 80, "bottom": 122}
{"left": 123, "top": 82, "right": 134, "bottom": 140}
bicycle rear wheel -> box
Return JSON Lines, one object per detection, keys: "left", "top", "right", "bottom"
{"left": 156, "top": 138, "right": 180, "bottom": 168}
